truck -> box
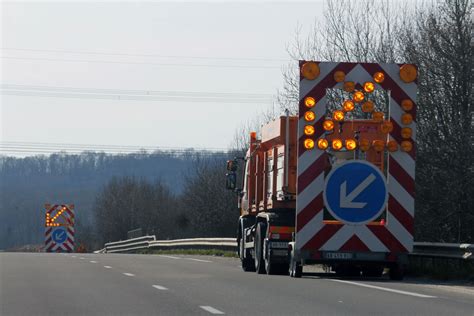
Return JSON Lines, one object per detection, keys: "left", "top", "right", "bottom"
{"left": 226, "top": 61, "right": 417, "bottom": 279}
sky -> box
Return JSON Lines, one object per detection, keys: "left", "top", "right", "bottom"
{"left": 0, "top": 0, "right": 325, "bottom": 154}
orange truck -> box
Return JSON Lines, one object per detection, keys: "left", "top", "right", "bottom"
{"left": 226, "top": 61, "right": 417, "bottom": 279}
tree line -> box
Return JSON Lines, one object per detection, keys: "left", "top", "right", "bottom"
{"left": 91, "top": 156, "right": 239, "bottom": 250}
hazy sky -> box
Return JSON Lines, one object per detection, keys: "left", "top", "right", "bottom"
{"left": 1, "top": 1, "right": 324, "bottom": 153}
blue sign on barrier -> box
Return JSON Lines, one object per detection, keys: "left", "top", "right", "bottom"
{"left": 323, "top": 160, "right": 388, "bottom": 224}
{"left": 52, "top": 227, "right": 68, "bottom": 244}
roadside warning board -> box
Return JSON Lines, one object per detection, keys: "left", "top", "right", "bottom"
{"left": 323, "top": 161, "right": 388, "bottom": 224}
{"left": 44, "top": 204, "right": 75, "bottom": 252}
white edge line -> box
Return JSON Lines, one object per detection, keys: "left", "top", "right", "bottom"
{"left": 89, "top": 260, "right": 97, "bottom": 263}
{"left": 200, "top": 306, "right": 225, "bottom": 314}
{"left": 187, "top": 258, "right": 213, "bottom": 263}
{"left": 152, "top": 285, "right": 169, "bottom": 290}
{"left": 103, "top": 265, "right": 112, "bottom": 269}
{"left": 123, "top": 273, "right": 135, "bottom": 277}
{"left": 330, "top": 279, "right": 436, "bottom": 298}
{"left": 158, "top": 255, "right": 181, "bottom": 260}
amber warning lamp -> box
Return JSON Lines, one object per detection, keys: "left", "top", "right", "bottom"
{"left": 301, "top": 62, "right": 320, "bottom": 80}
{"left": 399, "top": 64, "right": 417, "bottom": 83}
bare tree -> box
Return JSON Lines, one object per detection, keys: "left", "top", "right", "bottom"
{"left": 400, "top": 0, "right": 473, "bottom": 242}
{"left": 277, "top": 0, "right": 409, "bottom": 114}
{"left": 275, "top": 0, "right": 473, "bottom": 242}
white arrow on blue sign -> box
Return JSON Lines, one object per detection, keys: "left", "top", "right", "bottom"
{"left": 52, "top": 227, "right": 68, "bottom": 244}
{"left": 323, "top": 160, "right": 388, "bottom": 224}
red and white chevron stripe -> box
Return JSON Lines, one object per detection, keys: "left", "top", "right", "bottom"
{"left": 296, "top": 61, "right": 416, "bottom": 258}
{"left": 44, "top": 204, "right": 75, "bottom": 253}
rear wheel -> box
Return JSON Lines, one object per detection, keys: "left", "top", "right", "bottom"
{"left": 389, "top": 264, "right": 404, "bottom": 280}
{"left": 289, "top": 254, "right": 302, "bottom": 278}
{"left": 239, "top": 234, "right": 254, "bottom": 272}
{"left": 361, "top": 266, "right": 384, "bottom": 278}
{"left": 254, "top": 223, "right": 266, "bottom": 274}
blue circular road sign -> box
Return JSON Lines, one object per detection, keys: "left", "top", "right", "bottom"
{"left": 323, "top": 160, "right": 388, "bottom": 224}
{"left": 52, "top": 227, "right": 68, "bottom": 244}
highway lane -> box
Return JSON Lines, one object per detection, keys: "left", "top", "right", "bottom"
{"left": 1, "top": 252, "right": 473, "bottom": 315}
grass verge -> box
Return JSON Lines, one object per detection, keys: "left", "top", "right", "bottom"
{"left": 138, "top": 248, "right": 238, "bottom": 258}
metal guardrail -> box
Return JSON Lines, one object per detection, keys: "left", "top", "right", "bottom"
{"left": 103, "top": 235, "right": 156, "bottom": 253}
{"left": 412, "top": 242, "right": 473, "bottom": 260}
{"left": 96, "top": 237, "right": 473, "bottom": 261}
{"left": 149, "top": 238, "right": 235, "bottom": 249}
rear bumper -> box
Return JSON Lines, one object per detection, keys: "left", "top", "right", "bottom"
{"left": 299, "top": 250, "right": 409, "bottom": 265}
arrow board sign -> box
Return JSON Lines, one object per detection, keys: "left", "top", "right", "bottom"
{"left": 323, "top": 160, "right": 388, "bottom": 224}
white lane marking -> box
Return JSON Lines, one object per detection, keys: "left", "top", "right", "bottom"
{"left": 186, "top": 258, "right": 212, "bottom": 263}
{"left": 159, "top": 255, "right": 181, "bottom": 260}
{"left": 104, "top": 266, "right": 112, "bottom": 269}
{"left": 89, "top": 260, "right": 97, "bottom": 263}
{"left": 330, "top": 279, "right": 437, "bottom": 298}
{"left": 200, "top": 306, "right": 225, "bottom": 314}
{"left": 123, "top": 273, "right": 135, "bottom": 277}
{"left": 79, "top": 257, "right": 85, "bottom": 259}
{"left": 71, "top": 255, "right": 76, "bottom": 258}
{"left": 152, "top": 285, "right": 169, "bottom": 291}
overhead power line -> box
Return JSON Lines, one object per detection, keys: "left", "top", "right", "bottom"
{"left": 1, "top": 56, "right": 282, "bottom": 70}
{"left": 0, "top": 141, "right": 235, "bottom": 157}
{"left": 1, "top": 47, "right": 289, "bottom": 62}
{"left": 1, "top": 84, "right": 274, "bottom": 103}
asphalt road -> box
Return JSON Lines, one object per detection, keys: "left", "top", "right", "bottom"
{"left": 1, "top": 252, "right": 473, "bottom": 315}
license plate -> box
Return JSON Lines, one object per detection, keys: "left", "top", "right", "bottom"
{"left": 270, "top": 241, "right": 289, "bottom": 249}
{"left": 323, "top": 252, "right": 353, "bottom": 259}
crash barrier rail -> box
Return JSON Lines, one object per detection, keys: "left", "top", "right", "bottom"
{"left": 96, "top": 237, "right": 472, "bottom": 261}
{"left": 410, "top": 242, "right": 473, "bottom": 260}
{"left": 103, "top": 235, "right": 157, "bottom": 253}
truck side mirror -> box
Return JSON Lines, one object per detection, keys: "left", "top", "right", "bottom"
{"left": 225, "top": 172, "right": 237, "bottom": 190}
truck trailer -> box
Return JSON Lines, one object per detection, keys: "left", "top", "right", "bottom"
{"left": 226, "top": 61, "right": 417, "bottom": 279}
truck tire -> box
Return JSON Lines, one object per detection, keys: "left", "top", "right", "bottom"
{"left": 265, "top": 252, "right": 289, "bottom": 275}
{"left": 239, "top": 226, "right": 255, "bottom": 272}
{"left": 254, "top": 222, "right": 266, "bottom": 274}
{"left": 289, "top": 254, "right": 302, "bottom": 278}
{"left": 361, "top": 266, "right": 384, "bottom": 278}
{"left": 389, "top": 264, "right": 404, "bottom": 280}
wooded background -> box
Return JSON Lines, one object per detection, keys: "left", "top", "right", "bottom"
{"left": 0, "top": 0, "right": 472, "bottom": 251}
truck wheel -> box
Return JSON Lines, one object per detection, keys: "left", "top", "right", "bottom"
{"left": 389, "top": 264, "right": 404, "bottom": 280}
{"left": 265, "top": 251, "right": 274, "bottom": 275}
{"left": 361, "top": 266, "right": 384, "bottom": 278}
{"left": 265, "top": 254, "right": 289, "bottom": 275}
{"left": 254, "top": 223, "right": 266, "bottom": 274}
{"left": 289, "top": 255, "right": 302, "bottom": 278}
{"left": 239, "top": 236, "right": 255, "bottom": 272}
